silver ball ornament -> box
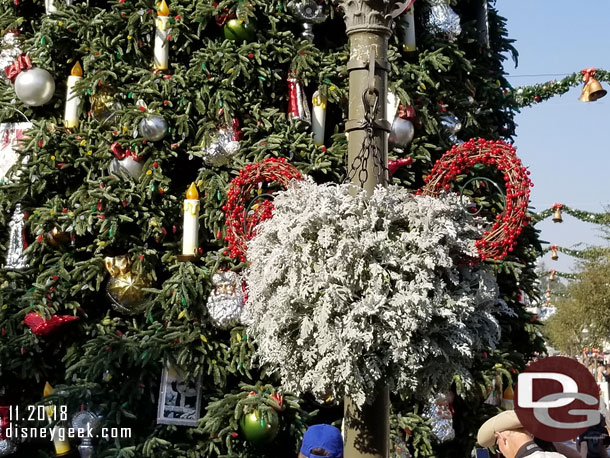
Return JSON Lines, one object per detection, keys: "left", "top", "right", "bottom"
{"left": 389, "top": 117, "right": 415, "bottom": 147}
{"left": 14, "top": 68, "right": 55, "bottom": 106}
{"left": 109, "top": 157, "right": 144, "bottom": 180}
{"left": 0, "top": 439, "right": 17, "bottom": 457}
{"left": 440, "top": 114, "right": 462, "bottom": 134}
{"left": 138, "top": 115, "right": 168, "bottom": 142}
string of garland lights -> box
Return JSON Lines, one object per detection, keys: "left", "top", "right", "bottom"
{"left": 546, "top": 270, "right": 580, "bottom": 281}
{"left": 511, "top": 68, "right": 609, "bottom": 107}
{"left": 542, "top": 245, "right": 609, "bottom": 262}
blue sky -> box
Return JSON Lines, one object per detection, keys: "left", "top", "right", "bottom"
{"left": 496, "top": 0, "right": 610, "bottom": 274}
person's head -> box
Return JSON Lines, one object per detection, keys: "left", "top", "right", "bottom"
{"left": 298, "top": 424, "right": 343, "bottom": 458}
{"left": 477, "top": 410, "right": 534, "bottom": 458}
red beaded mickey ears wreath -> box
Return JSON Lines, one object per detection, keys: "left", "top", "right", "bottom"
{"left": 222, "top": 157, "right": 303, "bottom": 262}
{"left": 224, "top": 139, "right": 532, "bottom": 262}
{"left": 419, "top": 138, "right": 532, "bottom": 260}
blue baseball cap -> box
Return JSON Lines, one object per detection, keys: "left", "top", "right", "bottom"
{"left": 300, "top": 424, "right": 343, "bottom": 458}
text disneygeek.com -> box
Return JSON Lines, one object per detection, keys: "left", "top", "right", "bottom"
{"left": 4, "top": 425, "right": 132, "bottom": 441}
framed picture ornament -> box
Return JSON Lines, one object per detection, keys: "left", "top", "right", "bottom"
{"left": 0, "top": 121, "right": 31, "bottom": 182}
{"left": 157, "top": 363, "right": 202, "bottom": 426}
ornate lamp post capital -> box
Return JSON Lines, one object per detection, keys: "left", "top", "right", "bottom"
{"left": 339, "top": 0, "right": 411, "bottom": 35}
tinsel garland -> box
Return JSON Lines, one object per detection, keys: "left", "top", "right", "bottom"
{"left": 534, "top": 205, "right": 610, "bottom": 225}
{"left": 511, "top": 68, "right": 610, "bottom": 108}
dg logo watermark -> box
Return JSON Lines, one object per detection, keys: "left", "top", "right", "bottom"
{"left": 514, "top": 356, "right": 600, "bottom": 442}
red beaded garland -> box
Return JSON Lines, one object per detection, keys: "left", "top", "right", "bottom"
{"left": 419, "top": 138, "right": 532, "bottom": 261}
{"left": 223, "top": 157, "right": 303, "bottom": 262}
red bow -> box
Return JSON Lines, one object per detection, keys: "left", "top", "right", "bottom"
{"left": 397, "top": 105, "right": 416, "bottom": 120}
{"left": 5, "top": 54, "right": 32, "bottom": 83}
{"left": 388, "top": 157, "right": 413, "bottom": 177}
{"left": 24, "top": 312, "right": 79, "bottom": 336}
{"left": 582, "top": 68, "right": 597, "bottom": 83}
{"left": 110, "top": 142, "right": 141, "bottom": 161}
{"left": 215, "top": 10, "right": 236, "bottom": 27}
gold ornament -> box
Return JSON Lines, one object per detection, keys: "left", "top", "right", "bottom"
{"left": 579, "top": 77, "right": 607, "bottom": 102}
{"left": 551, "top": 246, "right": 559, "bottom": 261}
{"left": 552, "top": 207, "right": 563, "bottom": 223}
{"left": 90, "top": 86, "right": 119, "bottom": 123}
{"left": 104, "top": 255, "right": 152, "bottom": 315}
{"left": 579, "top": 69, "right": 607, "bottom": 102}
{"left": 550, "top": 270, "right": 556, "bottom": 282}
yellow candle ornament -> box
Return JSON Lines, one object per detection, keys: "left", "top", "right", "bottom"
{"left": 43, "top": 382, "right": 72, "bottom": 456}
{"left": 182, "top": 183, "right": 199, "bottom": 257}
{"left": 154, "top": 0, "right": 170, "bottom": 70}
{"left": 64, "top": 61, "right": 83, "bottom": 128}
{"left": 311, "top": 90, "right": 327, "bottom": 146}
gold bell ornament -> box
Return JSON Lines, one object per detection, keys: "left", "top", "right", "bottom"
{"left": 579, "top": 68, "right": 607, "bottom": 102}
{"left": 545, "top": 289, "right": 551, "bottom": 299}
{"left": 105, "top": 255, "right": 152, "bottom": 315}
{"left": 550, "top": 270, "right": 556, "bottom": 282}
{"left": 552, "top": 203, "right": 563, "bottom": 223}
{"left": 550, "top": 245, "right": 559, "bottom": 261}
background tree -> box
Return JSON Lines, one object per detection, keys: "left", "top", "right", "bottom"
{"left": 546, "top": 254, "right": 610, "bottom": 356}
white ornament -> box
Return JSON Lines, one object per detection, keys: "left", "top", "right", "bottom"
{"left": 424, "top": 393, "right": 455, "bottom": 443}
{"left": 14, "top": 68, "right": 55, "bottom": 106}
{"left": 108, "top": 156, "right": 143, "bottom": 180}
{"left": 5, "top": 203, "right": 28, "bottom": 270}
{"left": 206, "top": 271, "right": 244, "bottom": 329}
{"left": 389, "top": 117, "right": 415, "bottom": 147}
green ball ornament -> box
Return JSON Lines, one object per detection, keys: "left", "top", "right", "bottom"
{"left": 239, "top": 409, "right": 279, "bottom": 444}
{"left": 223, "top": 19, "right": 257, "bottom": 43}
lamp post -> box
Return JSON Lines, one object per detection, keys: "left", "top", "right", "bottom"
{"left": 337, "top": 1, "right": 409, "bottom": 457}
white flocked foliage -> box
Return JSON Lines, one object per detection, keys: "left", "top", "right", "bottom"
{"left": 242, "top": 179, "right": 501, "bottom": 407}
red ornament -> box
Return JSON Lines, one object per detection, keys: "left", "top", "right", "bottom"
{"left": 223, "top": 158, "right": 303, "bottom": 261}
{"left": 388, "top": 157, "right": 413, "bottom": 177}
{"left": 24, "top": 312, "right": 79, "bottom": 336}
{"left": 419, "top": 138, "right": 532, "bottom": 261}
{"left": 270, "top": 393, "right": 284, "bottom": 411}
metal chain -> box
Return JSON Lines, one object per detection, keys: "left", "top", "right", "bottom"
{"left": 346, "top": 88, "right": 387, "bottom": 187}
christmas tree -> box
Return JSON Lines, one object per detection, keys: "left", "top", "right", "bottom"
{"left": 0, "top": 0, "right": 545, "bottom": 457}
